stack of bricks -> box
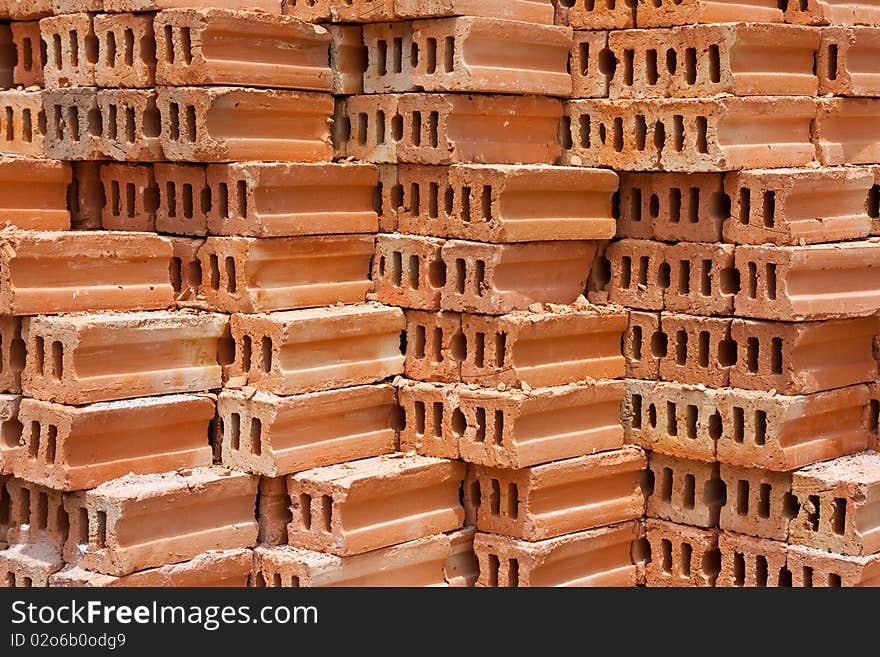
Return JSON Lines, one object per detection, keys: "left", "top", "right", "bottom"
{"left": 561, "top": 0, "right": 880, "bottom": 585}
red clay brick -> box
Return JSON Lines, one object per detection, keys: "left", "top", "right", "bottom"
{"left": 785, "top": 0, "right": 880, "bottom": 26}
{"left": 568, "top": 0, "right": 634, "bottom": 29}
{"left": 99, "top": 163, "right": 158, "bottom": 232}
{"left": 623, "top": 310, "right": 662, "bottom": 379}
{"left": 644, "top": 518, "right": 719, "bottom": 587}
{"left": 735, "top": 241, "right": 880, "bottom": 321}
{"left": 169, "top": 237, "right": 205, "bottom": 307}
{"left": 0, "top": 395, "right": 22, "bottom": 474}
{"left": 398, "top": 164, "right": 618, "bottom": 242}
{"left": 0, "top": 543, "right": 62, "bottom": 588}
{"left": 199, "top": 235, "right": 373, "bottom": 313}
{"left": 43, "top": 87, "right": 104, "bottom": 160}
{"left": 4, "top": 477, "right": 67, "bottom": 546}
{"left": 645, "top": 452, "right": 723, "bottom": 528}
{"left": 10, "top": 394, "right": 214, "bottom": 491}
{"left": 328, "top": 25, "right": 366, "bottom": 95}
{"left": 154, "top": 163, "right": 207, "bottom": 236}
{"left": 729, "top": 316, "right": 880, "bottom": 395}
{"left": 0, "top": 90, "right": 47, "bottom": 158}
{"left": 64, "top": 467, "right": 257, "bottom": 577}
{"left": 606, "top": 239, "right": 666, "bottom": 310}
{"left": 336, "top": 93, "right": 562, "bottom": 165}
{"left": 724, "top": 167, "right": 873, "bottom": 246}
{"left": 217, "top": 384, "right": 398, "bottom": 476}
{"left": 0, "top": 157, "right": 70, "bottom": 231}
{"left": 93, "top": 13, "right": 156, "bottom": 88}
{"left": 563, "top": 97, "right": 816, "bottom": 172}
{"left": 787, "top": 543, "right": 880, "bottom": 586}
{"left": 790, "top": 452, "right": 880, "bottom": 556}
{"left": 631, "top": 518, "right": 650, "bottom": 585}
{"left": 157, "top": 86, "right": 333, "bottom": 163}
{"left": 814, "top": 97, "right": 880, "bottom": 166}
{"left": 50, "top": 549, "right": 253, "bottom": 587}
{"left": 664, "top": 242, "right": 736, "bottom": 316}
{"left": 402, "top": 309, "right": 462, "bottom": 383}
{"left": 717, "top": 532, "right": 790, "bottom": 587}
{"left": 0, "top": 231, "right": 172, "bottom": 316}
{"left": 10, "top": 21, "right": 44, "bottom": 87}
{"left": 22, "top": 311, "right": 227, "bottom": 405}
{"left": 715, "top": 384, "right": 870, "bottom": 472}
{"left": 155, "top": 9, "right": 332, "bottom": 91}
{"left": 287, "top": 454, "right": 464, "bottom": 556}
{"left": 464, "top": 446, "right": 644, "bottom": 541}
{"left": 373, "top": 233, "right": 445, "bottom": 310}
{"left": 255, "top": 535, "right": 449, "bottom": 587}
{"left": 205, "top": 162, "right": 379, "bottom": 237}
{"left": 98, "top": 88, "right": 163, "bottom": 161}
{"left": 440, "top": 240, "right": 596, "bottom": 314}
{"left": 636, "top": 0, "right": 783, "bottom": 27}
{"left": 257, "top": 476, "right": 289, "bottom": 546}
{"left": 570, "top": 30, "right": 613, "bottom": 99}
{"left": 397, "top": 381, "right": 460, "bottom": 459}
{"left": 719, "top": 464, "right": 796, "bottom": 541}
{"left": 658, "top": 313, "right": 735, "bottom": 387}
{"left": 0, "top": 318, "right": 25, "bottom": 395}
{"left": 609, "top": 25, "right": 818, "bottom": 99}
{"left": 39, "top": 13, "right": 98, "bottom": 88}
{"left": 68, "top": 162, "right": 105, "bottom": 230}
{"left": 474, "top": 521, "right": 640, "bottom": 587}
{"left": 445, "top": 526, "right": 478, "bottom": 587}
{"left": 227, "top": 304, "right": 404, "bottom": 395}
{"left": 818, "top": 27, "right": 880, "bottom": 96}
{"left": 617, "top": 172, "right": 725, "bottom": 243}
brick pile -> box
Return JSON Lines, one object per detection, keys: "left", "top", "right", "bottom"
{"left": 2, "top": 0, "right": 880, "bottom": 588}
{"left": 566, "top": 1, "right": 880, "bottom": 586}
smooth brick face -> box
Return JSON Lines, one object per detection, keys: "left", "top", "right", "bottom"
{"left": 464, "top": 447, "right": 644, "bottom": 541}
{"left": 790, "top": 452, "right": 880, "bottom": 557}
{"left": 228, "top": 304, "right": 405, "bottom": 395}
{"left": 0, "top": 157, "right": 71, "bottom": 231}
{"left": 63, "top": 467, "right": 258, "bottom": 577}
{"left": 570, "top": 31, "right": 613, "bottom": 99}
{"left": 328, "top": 25, "right": 366, "bottom": 95}
{"left": 0, "top": 231, "right": 172, "bottom": 316}
{"left": 43, "top": 88, "right": 104, "bottom": 160}
{"left": 719, "top": 465, "right": 797, "bottom": 541}
{"left": 287, "top": 454, "right": 465, "bottom": 556}
{"left": 645, "top": 452, "right": 723, "bottom": 528}
{"left": 608, "top": 25, "right": 818, "bottom": 99}
{"left": 336, "top": 93, "right": 562, "bottom": 165}
{"left": 155, "top": 9, "right": 332, "bottom": 91}
{"left": 439, "top": 240, "right": 596, "bottom": 314}
{"left": 10, "top": 395, "right": 214, "bottom": 491}
{"left": 206, "top": 162, "right": 379, "bottom": 237}
{"left": 717, "top": 532, "right": 790, "bottom": 587}
{"left": 618, "top": 172, "right": 726, "bottom": 243}
{"left": 255, "top": 536, "right": 450, "bottom": 587}
{"left": 40, "top": 13, "right": 98, "bottom": 88}
{"left": 734, "top": 241, "right": 880, "bottom": 321}
{"left": 50, "top": 549, "right": 253, "bottom": 587}
{"left": 398, "top": 164, "right": 618, "bottom": 243}
{"left": 723, "top": 167, "right": 873, "bottom": 246}
{"left": 445, "top": 526, "right": 478, "bottom": 587}
{"left": 68, "top": 162, "right": 105, "bottom": 230}
{"left": 473, "top": 522, "right": 640, "bottom": 587}
{"left": 636, "top": 0, "right": 783, "bottom": 27}
{"left": 563, "top": 97, "right": 816, "bottom": 172}
{"left": 99, "top": 163, "right": 158, "bottom": 232}
{"left": 94, "top": 13, "right": 157, "bottom": 88}
{"left": 644, "top": 519, "right": 719, "bottom": 587}
{"left": 373, "top": 234, "right": 445, "bottom": 310}
{"left": 0, "top": 90, "right": 47, "bottom": 158}
{"left": 729, "top": 317, "right": 880, "bottom": 395}
{"left": 22, "top": 311, "right": 227, "bottom": 405}
{"left": 199, "top": 235, "right": 374, "bottom": 313}
{"left": 218, "top": 385, "right": 398, "bottom": 476}
{"left": 785, "top": 0, "right": 880, "bottom": 27}
{"left": 11, "top": 21, "right": 45, "bottom": 87}
{"left": 787, "top": 544, "right": 880, "bottom": 587}
{"left": 157, "top": 87, "right": 333, "bottom": 163}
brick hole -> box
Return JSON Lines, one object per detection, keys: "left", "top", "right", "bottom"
{"left": 782, "top": 492, "right": 799, "bottom": 521}
{"left": 867, "top": 185, "right": 879, "bottom": 218}
{"left": 492, "top": 410, "right": 504, "bottom": 444}
{"left": 19, "top": 486, "right": 30, "bottom": 524}
{"left": 413, "top": 324, "right": 426, "bottom": 359}
{"left": 632, "top": 537, "right": 651, "bottom": 566}
{"left": 473, "top": 260, "right": 485, "bottom": 296}
{"left": 431, "top": 401, "right": 443, "bottom": 438}
{"left": 427, "top": 111, "right": 439, "bottom": 148}
{"left": 20, "top": 576, "right": 32, "bottom": 587}
{"left": 751, "top": 409, "right": 768, "bottom": 446}
{"left": 475, "top": 407, "right": 486, "bottom": 442}
{"left": 758, "top": 483, "right": 771, "bottom": 519}
{"left": 107, "top": 104, "right": 118, "bottom": 141}
{"left": 765, "top": 263, "right": 777, "bottom": 302}
{"left": 408, "top": 254, "right": 420, "bottom": 290}
{"left": 720, "top": 267, "right": 739, "bottom": 295}
{"left": 140, "top": 29, "right": 156, "bottom": 66}
{"left": 110, "top": 179, "right": 121, "bottom": 216}
{"left": 613, "top": 117, "right": 624, "bottom": 152}
{"left": 755, "top": 555, "right": 768, "bottom": 587}
{"left": 598, "top": 122, "right": 606, "bottom": 145}
{"left": 250, "top": 418, "right": 262, "bottom": 456}
{"left": 169, "top": 101, "right": 180, "bottom": 140}
{"left": 270, "top": 572, "right": 282, "bottom": 587}
{"left": 631, "top": 325, "right": 643, "bottom": 360}
{"left": 450, "top": 408, "right": 466, "bottom": 440}
{"left": 869, "top": 400, "right": 879, "bottom": 435}
{"left": 454, "top": 258, "right": 466, "bottom": 294}
{"left": 638, "top": 255, "right": 649, "bottom": 287}
{"left": 806, "top": 494, "right": 821, "bottom": 531}
{"left": 28, "top": 421, "right": 39, "bottom": 458}
{"left": 622, "top": 49, "right": 634, "bottom": 86}
{"left": 631, "top": 394, "right": 643, "bottom": 430}
{"left": 684, "top": 48, "right": 697, "bottom": 85}
{"left": 229, "top": 412, "right": 241, "bottom": 450}
{"left": 126, "top": 183, "right": 136, "bottom": 218}
{"left": 355, "top": 111, "right": 368, "bottom": 146}
{"left": 163, "top": 25, "right": 176, "bottom": 65}
{"left": 480, "top": 185, "right": 492, "bottom": 221}
{"left": 376, "top": 109, "right": 385, "bottom": 145}
{"left": 376, "top": 39, "right": 388, "bottom": 76}
{"left": 507, "top": 559, "right": 519, "bottom": 587}
{"left": 241, "top": 334, "right": 252, "bottom": 372}
{"left": 123, "top": 106, "right": 135, "bottom": 143}
{"left": 507, "top": 484, "right": 518, "bottom": 519}
{"left": 320, "top": 495, "right": 332, "bottom": 532}
{"left": 686, "top": 405, "right": 697, "bottom": 439}
{"left": 425, "top": 37, "right": 437, "bottom": 74}
{"left": 620, "top": 255, "right": 632, "bottom": 288}
{"left": 487, "top": 554, "right": 500, "bottom": 586}
{"left": 708, "top": 411, "right": 722, "bottom": 440}
{"left": 646, "top": 49, "right": 658, "bottom": 85}
{"left": 828, "top": 573, "right": 841, "bottom": 587}
{"left": 630, "top": 188, "right": 642, "bottom": 222}
{"left": 0, "top": 486, "right": 9, "bottom": 526}
{"left": 707, "top": 44, "right": 721, "bottom": 84}
{"left": 779, "top": 566, "right": 792, "bottom": 587}
{"left": 169, "top": 256, "right": 182, "bottom": 293}
{"left": 443, "top": 36, "right": 454, "bottom": 73}
{"left": 181, "top": 183, "right": 194, "bottom": 219}
{"left": 450, "top": 331, "right": 465, "bottom": 362}
{"left": 3, "top": 106, "right": 13, "bottom": 142}
{"left": 678, "top": 259, "right": 690, "bottom": 294}
{"left": 665, "top": 48, "right": 677, "bottom": 75}
{"left": 50, "top": 341, "right": 63, "bottom": 381}
{"left": 427, "top": 182, "right": 439, "bottom": 219}
{"left": 736, "top": 480, "right": 749, "bottom": 516}
{"left": 718, "top": 338, "right": 737, "bottom": 366}
{"left": 143, "top": 99, "right": 160, "bottom": 138}
{"left": 802, "top": 565, "right": 813, "bottom": 587}
{"left": 52, "top": 33, "right": 62, "bottom": 69}
{"left": 695, "top": 116, "right": 708, "bottom": 154}
{"left": 698, "top": 331, "right": 710, "bottom": 367}
{"left": 46, "top": 425, "right": 57, "bottom": 464}
{"left": 74, "top": 507, "right": 88, "bottom": 545}
{"left": 649, "top": 193, "right": 659, "bottom": 218}
{"left": 391, "top": 404, "right": 405, "bottom": 432}
{"left": 431, "top": 326, "right": 443, "bottom": 363}
{"left": 489, "top": 478, "right": 501, "bottom": 515}
{"left": 494, "top": 332, "right": 506, "bottom": 367}
{"left": 733, "top": 406, "right": 744, "bottom": 444}
{"left": 35, "top": 491, "right": 48, "bottom": 529}
{"left": 51, "top": 105, "right": 64, "bottom": 141}
{"left": 459, "top": 185, "right": 471, "bottom": 222}
{"left": 443, "top": 185, "right": 454, "bottom": 216}
{"left": 672, "top": 115, "right": 684, "bottom": 152}
{"left": 175, "top": 27, "right": 192, "bottom": 66}
{"left": 826, "top": 43, "right": 838, "bottom": 81}
{"left": 682, "top": 473, "right": 695, "bottom": 509}
{"left": 391, "top": 36, "right": 403, "bottom": 74}
{"left": 299, "top": 493, "right": 312, "bottom": 530}
{"left": 411, "top": 111, "right": 422, "bottom": 147}
{"left": 69, "top": 30, "right": 79, "bottom": 68}
{"left": 208, "top": 253, "right": 220, "bottom": 289}
{"left": 660, "top": 538, "right": 673, "bottom": 574}
{"left": 470, "top": 480, "right": 481, "bottom": 512}
{"left": 578, "top": 41, "right": 590, "bottom": 76}
{"left": 410, "top": 182, "right": 421, "bottom": 216}
{"left": 660, "top": 466, "right": 672, "bottom": 501}
{"left": 391, "top": 114, "right": 403, "bottom": 141}
{"left": 21, "top": 109, "right": 32, "bottom": 143}
{"left": 414, "top": 401, "right": 426, "bottom": 435}
{"left": 674, "top": 329, "right": 688, "bottom": 365}
{"left": 831, "top": 498, "right": 847, "bottom": 536}
{"left": 733, "top": 552, "right": 746, "bottom": 586}
{"left": 390, "top": 251, "right": 403, "bottom": 286}
{"left": 746, "top": 262, "right": 758, "bottom": 298}
{"left": 579, "top": 114, "right": 591, "bottom": 148}
{"left": 651, "top": 330, "right": 667, "bottom": 358}
{"left": 640, "top": 465, "right": 654, "bottom": 496}
{"left": 0, "top": 415, "right": 21, "bottom": 450}
{"left": 68, "top": 105, "right": 81, "bottom": 141}
{"left": 770, "top": 337, "right": 782, "bottom": 374}
{"left": 559, "top": 115, "right": 572, "bottom": 150}
{"left": 95, "top": 510, "right": 107, "bottom": 548}
{"left": 260, "top": 336, "right": 272, "bottom": 373}
{"left": 712, "top": 191, "right": 731, "bottom": 220}
{"left": 700, "top": 259, "right": 712, "bottom": 296}
{"left": 33, "top": 335, "right": 45, "bottom": 377}
{"left": 184, "top": 105, "right": 196, "bottom": 142}
{"left": 679, "top": 542, "right": 692, "bottom": 577}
